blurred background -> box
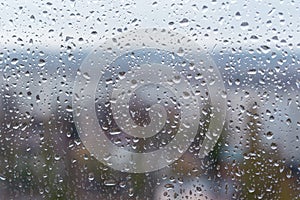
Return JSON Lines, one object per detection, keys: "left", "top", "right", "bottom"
{"left": 0, "top": 0, "right": 299, "bottom": 199}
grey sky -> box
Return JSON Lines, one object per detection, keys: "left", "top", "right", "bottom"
{"left": 0, "top": 0, "right": 299, "bottom": 52}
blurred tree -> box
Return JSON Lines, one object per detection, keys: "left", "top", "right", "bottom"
{"left": 238, "top": 100, "right": 296, "bottom": 199}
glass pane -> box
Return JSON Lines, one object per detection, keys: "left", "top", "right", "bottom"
{"left": 0, "top": 0, "right": 299, "bottom": 199}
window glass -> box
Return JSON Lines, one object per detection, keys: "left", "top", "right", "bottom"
{"left": 0, "top": 0, "right": 299, "bottom": 199}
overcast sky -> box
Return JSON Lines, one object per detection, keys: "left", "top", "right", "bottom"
{"left": 0, "top": 0, "right": 299, "bottom": 52}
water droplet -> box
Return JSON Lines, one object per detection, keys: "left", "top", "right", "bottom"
{"left": 179, "top": 18, "right": 189, "bottom": 26}
{"left": 265, "top": 131, "right": 273, "bottom": 140}
{"left": 11, "top": 58, "right": 19, "bottom": 65}
{"left": 164, "top": 183, "right": 174, "bottom": 190}
{"left": 88, "top": 172, "right": 94, "bottom": 181}
{"left": 235, "top": 12, "right": 241, "bottom": 19}
{"left": 260, "top": 45, "right": 271, "bottom": 54}
{"left": 240, "top": 22, "right": 249, "bottom": 30}
{"left": 0, "top": 175, "right": 6, "bottom": 181}
{"left": 271, "top": 143, "right": 277, "bottom": 150}
{"left": 38, "top": 59, "right": 46, "bottom": 67}
{"left": 104, "top": 179, "right": 117, "bottom": 186}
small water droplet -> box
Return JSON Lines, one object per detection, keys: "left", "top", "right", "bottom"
{"left": 38, "top": 59, "right": 46, "bottom": 67}
{"left": 271, "top": 143, "right": 277, "bottom": 150}
{"left": 88, "top": 172, "right": 94, "bottom": 181}
{"left": 235, "top": 12, "right": 241, "bottom": 19}
{"left": 164, "top": 183, "right": 174, "bottom": 190}
{"left": 265, "top": 131, "right": 273, "bottom": 140}
{"left": 11, "top": 58, "right": 19, "bottom": 65}
{"left": 104, "top": 179, "right": 117, "bottom": 186}
{"left": 0, "top": 175, "right": 6, "bottom": 181}
{"left": 179, "top": 18, "right": 189, "bottom": 26}
{"left": 240, "top": 22, "right": 249, "bottom": 30}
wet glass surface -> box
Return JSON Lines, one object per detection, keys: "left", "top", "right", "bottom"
{"left": 0, "top": 0, "right": 299, "bottom": 199}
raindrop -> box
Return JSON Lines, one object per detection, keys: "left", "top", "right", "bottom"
{"left": 179, "top": 18, "right": 189, "bottom": 26}
{"left": 104, "top": 179, "right": 117, "bottom": 186}
{"left": 38, "top": 59, "right": 46, "bottom": 67}
{"left": 265, "top": 131, "right": 273, "bottom": 140}
{"left": 11, "top": 58, "right": 19, "bottom": 65}
{"left": 271, "top": 143, "right": 278, "bottom": 150}
{"left": 0, "top": 175, "right": 6, "bottom": 181}
{"left": 235, "top": 12, "right": 241, "bottom": 19}
{"left": 88, "top": 173, "right": 95, "bottom": 181}
{"left": 164, "top": 183, "right": 175, "bottom": 190}
{"left": 240, "top": 22, "right": 249, "bottom": 30}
